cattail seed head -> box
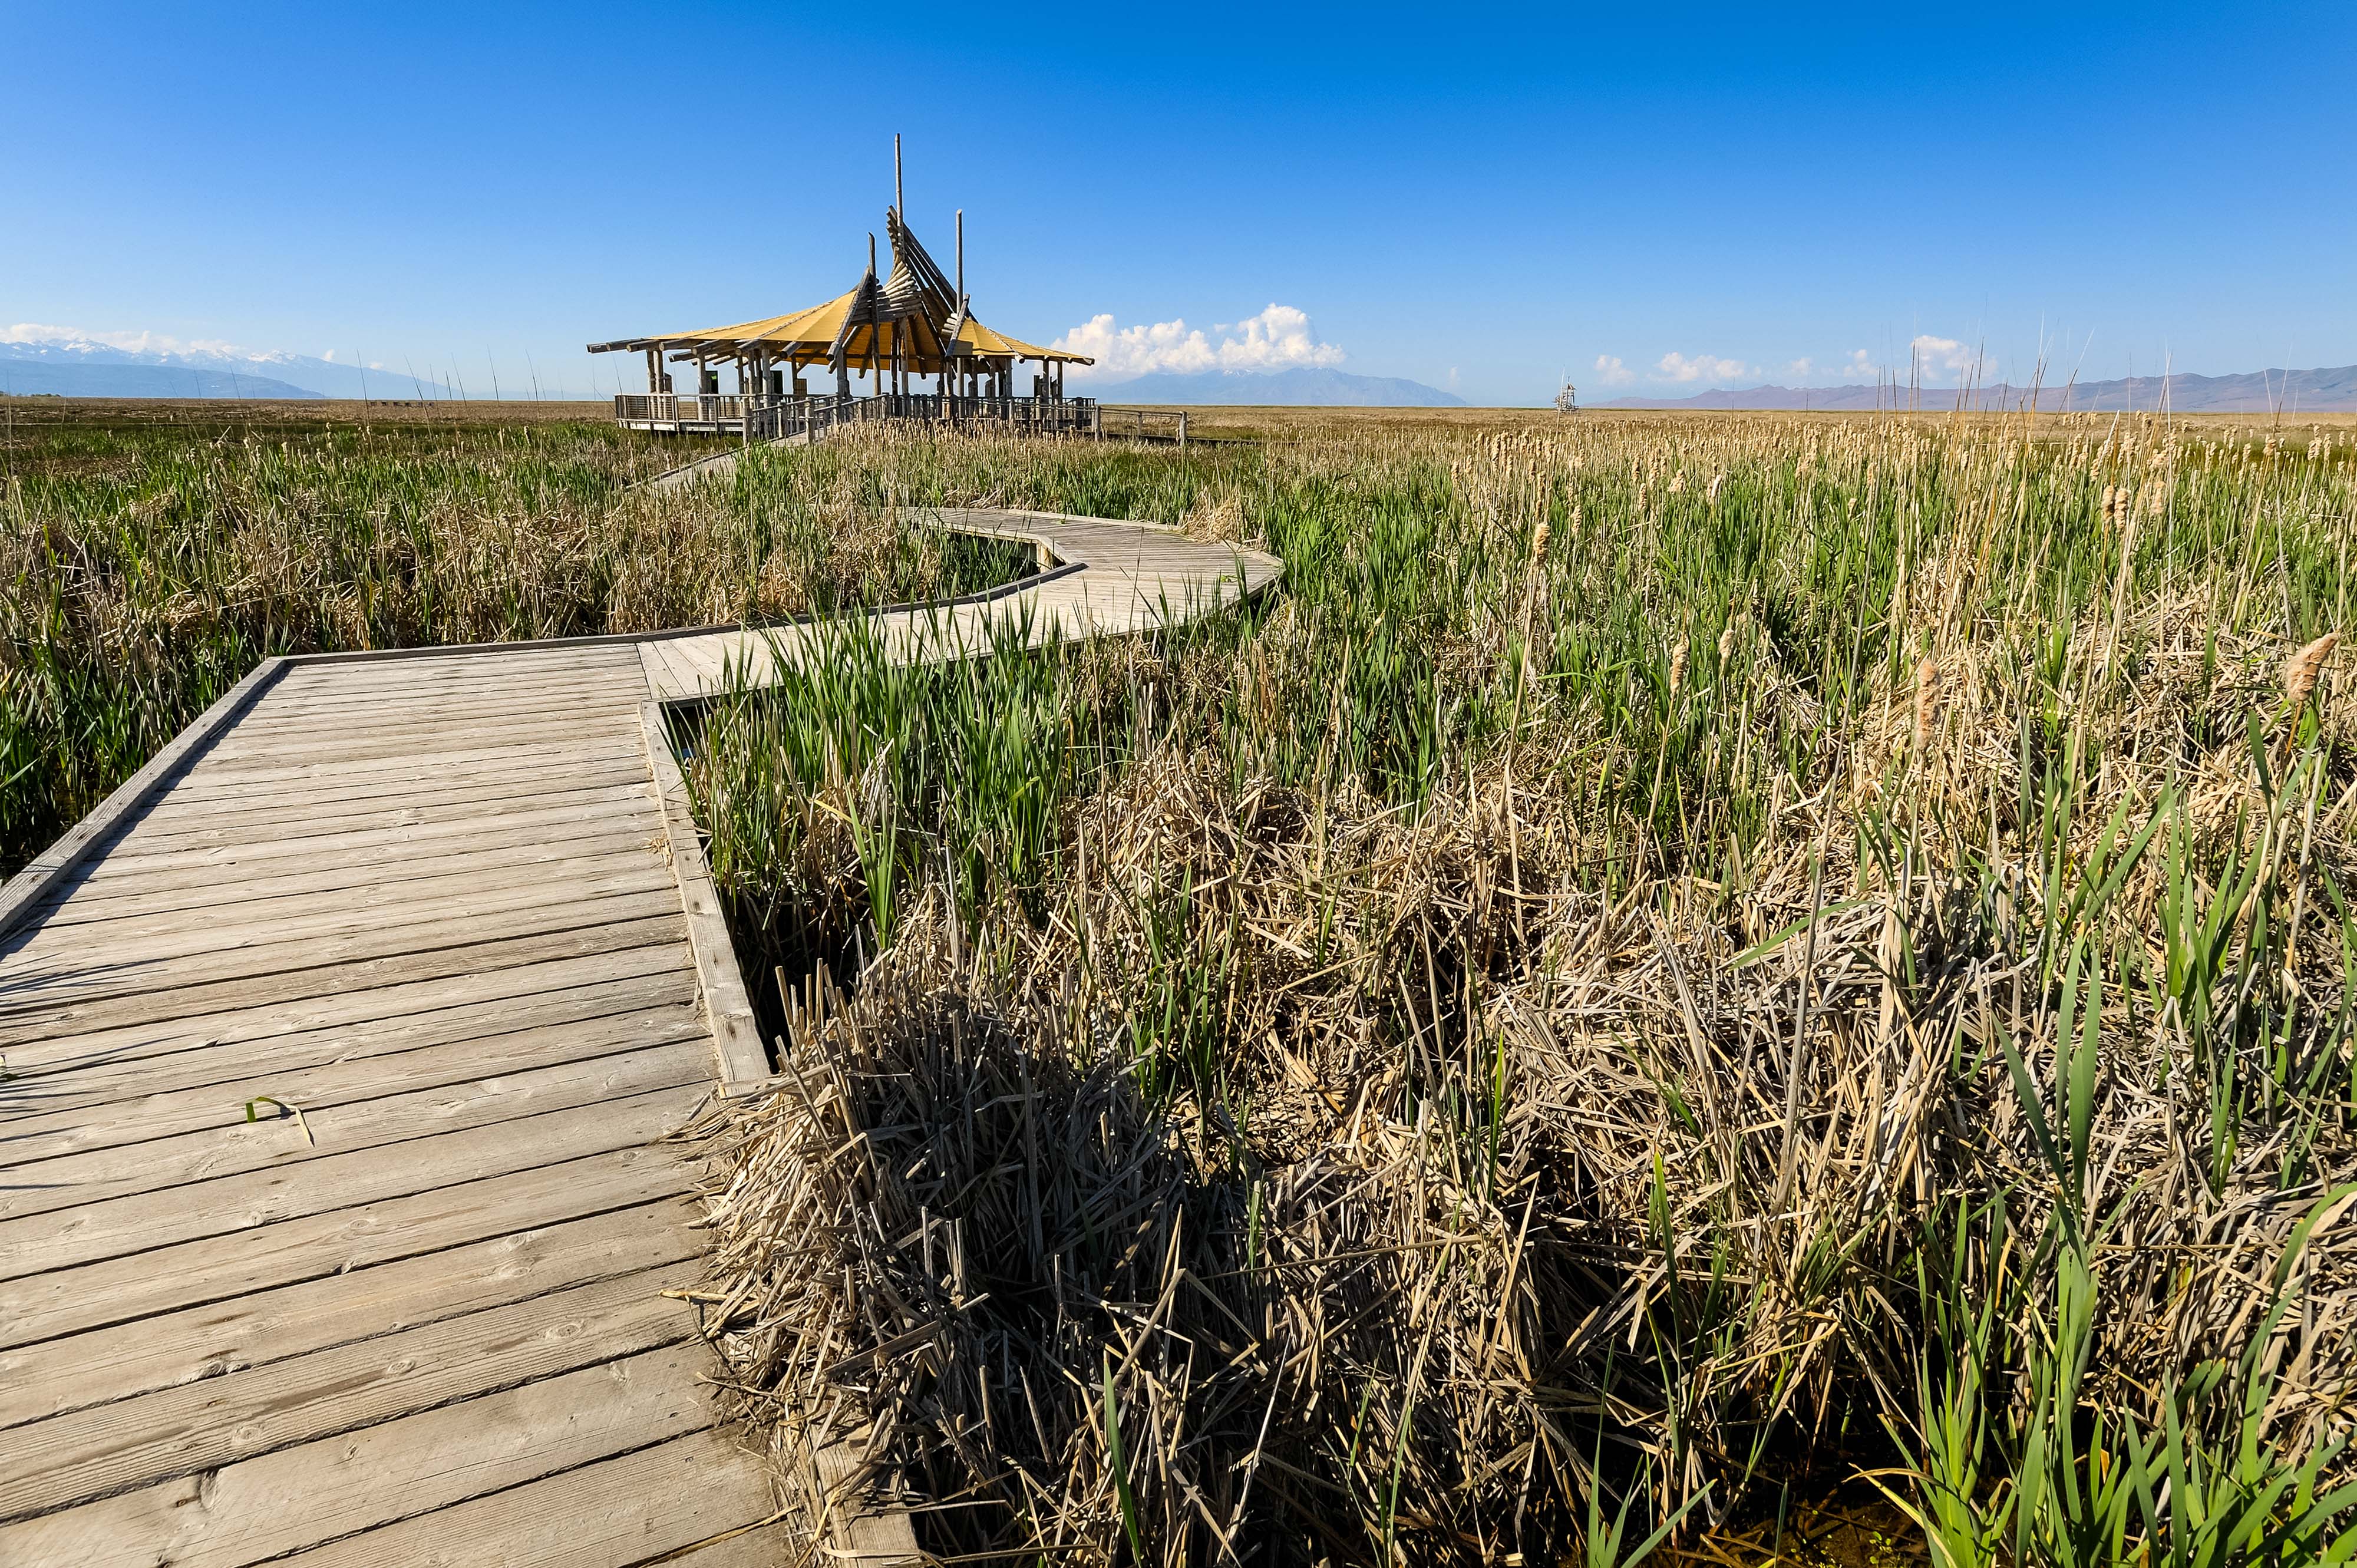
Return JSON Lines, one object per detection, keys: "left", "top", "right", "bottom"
{"left": 1530, "top": 520, "right": 1550, "bottom": 567}
{"left": 2285, "top": 632, "right": 2341, "bottom": 715}
{"left": 1668, "top": 644, "right": 1689, "bottom": 697}
{"left": 2277, "top": 631, "right": 2341, "bottom": 765}
{"left": 1912, "top": 655, "right": 1942, "bottom": 756}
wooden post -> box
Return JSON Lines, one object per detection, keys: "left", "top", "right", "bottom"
{"left": 645, "top": 348, "right": 661, "bottom": 394}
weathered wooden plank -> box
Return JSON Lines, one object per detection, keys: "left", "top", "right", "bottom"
{"left": 0, "top": 1344, "right": 732, "bottom": 1568}
{"left": 0, "top": 906, "right": 684, "bottom": 1055}
{"left": 104, "top": 777, "right": 655, "bottom": 857}
{"left": 219, "top": 692, "right": 650, "bottom": 737}
{"left": 183, "top": 717, "right": 648, "bottom": 774}
{"left": 267, "top": 648, "right": 645, "bottom": 694}
{"left": 0, "top": 936, "right": 694, "bottom": 1080}
{"left": 243, "top": 668, "right": 647, "bottom": 711}
{"left": 0, "top": 1142, "right": 694, "bottom": 1351}
{"left": 117, "top": 757, "right": 655, "bottom": 830}
{"left": 193, "top": 712, "right": 644, "bottom": 768}
{"left": 2, "top": 856, "right": 670, "bottom": 982}
{"left": 0, "top": 1081, "right": 709, "bottom": 1281}
{"left": 6, "top": 844, "right": 665, "bottom": 959}
{"left": 0, "top": 979, "right": 700, "bottom": 1146}
{"left": 26, "top": 829, "right": 666, "bottom": 919}
{"left": 0, "top": 1262, "right": 707, "bottom": 1520}
{"left": 0, "top": 1200, "right": 701, "bottom": 1429}
{"left": 266, "top": 1428, "right": 783, "bottom": 1568}
{"left": 147, "top": 734, "right": 653, "bottom": 801}
{"left": 0, "top": 889, "right": 683, "bottom": 1032}
{"left": 0, "top": 1038, "right": 709, "bottom": 1221}
{"left": 67, "top": 793, "right": 663, "bottom": 885}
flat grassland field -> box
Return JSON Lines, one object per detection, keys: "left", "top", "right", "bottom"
{"left": 4, "top": 397, "right": 2354, "bottom": 1566}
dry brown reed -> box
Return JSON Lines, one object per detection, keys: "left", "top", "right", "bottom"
{"left": 675, "top": 411, "right": 2357, "bottom": 1564}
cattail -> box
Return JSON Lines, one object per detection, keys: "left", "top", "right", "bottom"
{"left": 1668, "top": 470, "right": 1686, "bottom": 496}
{"left": 1707, "top": 473, "right": 1726, "bottom": 505}
{"left": 1912, "top": 655, "right": 1942, "bottom": 757}
{"left": 1668, "top": 643, "right": 1688, "bottom": 697}
{"left": 2279, "top": 632, "right": 2342, "bottom": 763}
{"left": 1530, "top": 520, "right": 1550, "bottom": 567}
{"left": 1718, "top": 623, "right": 1738, "bottom": 665}
{"left": 2286, "top": 632, "right": 2339, "bottom": 712}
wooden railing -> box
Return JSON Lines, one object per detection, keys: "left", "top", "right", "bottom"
{"left": 613, "top": 393, "right": 752, "bottom": 425}
{"left": 1094, "top": 407, "right": 1190, "bottom": 444}
{"left": 615, "top": 391, "right": 1121, "bottom": 442}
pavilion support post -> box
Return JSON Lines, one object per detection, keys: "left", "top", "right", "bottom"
{"left": 645, "top": 348, "right": 661, "bottom": 394}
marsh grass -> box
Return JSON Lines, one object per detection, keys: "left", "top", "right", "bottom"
{"left": 683, "top": 412, "right": 2357, "bottom": 1564}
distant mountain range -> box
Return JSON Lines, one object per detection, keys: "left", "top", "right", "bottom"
{"left": 1598, "top": 364, "right": 2357, "bottom": 414}
{"left": 1094, "top": 367, "right": 1465, "bottom": 407}
{"left": 1, "top": 336, "right": 457, "bottom": 401}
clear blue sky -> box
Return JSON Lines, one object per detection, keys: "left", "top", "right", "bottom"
{"left": 6, "top": 1, "right": 2352, "bottom": 404}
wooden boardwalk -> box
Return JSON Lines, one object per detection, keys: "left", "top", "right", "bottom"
{"left": 0, "top": 507, "right": 1279, "bottom": 1567}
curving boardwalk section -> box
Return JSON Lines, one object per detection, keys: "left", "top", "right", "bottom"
{"left": 0, "top": 507, "right": 1279, "bottom": 1567}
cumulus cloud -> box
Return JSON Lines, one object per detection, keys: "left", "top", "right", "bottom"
{"left": 1909, "top": 335, "right": 1986, "bottom": 384}
{"left": 1052, "top": 303, "right": 1343, "bottom": 381}
{"left": 1655, "top": 351, "right": 1757, "bottom": 385}
{"left": 1593, "top": 354, "right": 1635, "bottom": 386}
{"left": 1840, "top": 349, "right": 1879, "bottom": 381}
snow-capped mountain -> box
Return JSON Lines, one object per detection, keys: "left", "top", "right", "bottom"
{"left": 0, "top": 330, "right": 456, "bottom": 400}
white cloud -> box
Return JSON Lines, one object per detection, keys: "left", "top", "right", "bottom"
{"left": 1909, "top": 335, "right": 1986, "bottom": 384}
{"left": 1840, "top": 349, "right": 1878, "bottom": 381}
{"left": 1593, "top": 354, "right": 1635, "bottom": 386}
{"left": 1785, "top": 357, "right": 1814, "bottom": 379}
{"left": 1655, "top": 351, "right": 1757, "bottom": 385}
{"left": 1052, "top": 302, "right": 1343, "bottom": 381}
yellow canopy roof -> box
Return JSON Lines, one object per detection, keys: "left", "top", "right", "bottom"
{"left": 592, "top": 283, "right": 1090, "bottom": 368}
{"left": 951, "top": 311, "right": 1072, "bottom": 362}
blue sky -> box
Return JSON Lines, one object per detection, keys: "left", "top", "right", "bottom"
{"left": 5, "top": 1, "right": 2352, "bottom": 404}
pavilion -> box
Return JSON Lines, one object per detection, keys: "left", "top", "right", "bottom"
{"left": 589, "top": 146, "right": 1097, "bottom": 437}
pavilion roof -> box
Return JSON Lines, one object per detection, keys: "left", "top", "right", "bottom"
{"left": 586, "top": 212, "right": 1092, "bottom": 369}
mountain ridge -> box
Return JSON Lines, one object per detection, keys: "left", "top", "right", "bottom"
{"left": 1597, "top": 364, "right": 2357, "bottom": 414}
{"left": 2, "top": 336, "right": 457, "bottom": 400}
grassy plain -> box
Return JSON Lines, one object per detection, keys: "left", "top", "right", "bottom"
{"left": 4, "top": 398, "right": 2355, "bottom": 1564}
{"left": 681, "top": 411, "right": 2357, "bottom": 1565}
